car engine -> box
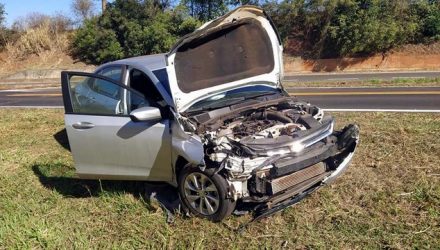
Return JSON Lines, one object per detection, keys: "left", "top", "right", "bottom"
{"left": 181, "top": 98, "right": 335, "bottom": 200}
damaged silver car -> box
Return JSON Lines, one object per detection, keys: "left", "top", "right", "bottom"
{"left": 61, "top": 6, "right": 359, "bottom": 222}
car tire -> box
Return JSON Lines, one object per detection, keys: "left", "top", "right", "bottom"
{"left": 178, "top": 166, "right": 236, "bottom": 222}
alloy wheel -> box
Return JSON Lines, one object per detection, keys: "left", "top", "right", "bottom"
{"left": 183, "top": 172, "right": 220, "bottom": 215}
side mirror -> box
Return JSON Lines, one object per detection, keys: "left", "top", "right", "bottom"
{"left": 130, "top": 106, "right": 162, "bottom": 122}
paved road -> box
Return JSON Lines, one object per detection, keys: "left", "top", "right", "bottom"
{"left": 284, "top": 71, "right": 440, "bottom": 82}
{"left": 285, "top": 87, "right": 440, "bottom": 111}
{"left": 0, "top": 87, "right": 63, "bottom": 107}
{"left": 1, "top": 86, "right": 439, "bottom": 111}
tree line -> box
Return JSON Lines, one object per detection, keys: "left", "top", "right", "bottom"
{"left": 266, "top": 0, "right": 440, "bottom": 58}
{"left": 1, "top": 0, "right": 439, "bottom": 64}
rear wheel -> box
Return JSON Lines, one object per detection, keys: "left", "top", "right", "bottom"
{"left": 178, "top": 166, "right": 236, "bottom": 222}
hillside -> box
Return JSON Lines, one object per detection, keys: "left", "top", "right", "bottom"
{"left": 0, "top": 50, "right": 93, "bottom": 79}
{"left": 284, "top": 42, "right": 440, "bottom": 73}
{"left": 1, "top": 42, "right": 439, "bottom": 83}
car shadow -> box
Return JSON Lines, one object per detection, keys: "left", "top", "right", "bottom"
{"left": 116, "top": 120, "right": 155, "bottom": 139}
{"left": 31, "top": 163, "right": 180, "bottom": 221}
{"left": 53, "top": 128, "right": 70, "bottom": 151}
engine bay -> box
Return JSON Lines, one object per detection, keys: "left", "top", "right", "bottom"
{"left": 182, "top": 98, "right": 329, "bottom": 181}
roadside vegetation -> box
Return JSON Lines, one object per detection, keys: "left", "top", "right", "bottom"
{"left": 268, "top": 0, "right": 440, "bottom": 58}
{"left": 71, "top": 0, "right": 440, "bottom": 63}
{"left": 0, "top": 0, "right": 439, "bottom": 65}
{"left": 0, "top": 6, "right": 89, "bottom": 78}
{"left": 0, "top": 109, "right": 438, "bottom": 248}
{"left": 71, "top": 1, "right": 201, "bottom": 64}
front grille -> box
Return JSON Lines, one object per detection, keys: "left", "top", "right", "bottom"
{"left": 267, "top": 163, "right": 326, "bottom": 195}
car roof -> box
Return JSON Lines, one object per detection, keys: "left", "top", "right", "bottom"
{"left": 100, "top": 53, "right": 167, "bottom": 72}
{"left": 96, "top": 53, "right": 175, "bottom": 108}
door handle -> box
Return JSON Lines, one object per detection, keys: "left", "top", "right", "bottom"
{"left": 72, "top": 122, "right": 95, "bottom": 130}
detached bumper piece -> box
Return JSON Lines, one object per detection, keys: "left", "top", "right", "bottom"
{"left": 249, "top": 124, "right": 359, "bottom": 222}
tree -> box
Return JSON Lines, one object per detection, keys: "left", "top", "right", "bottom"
{"left": 181, "top": 0, "right": 229, "bottom": 22}
{"left": 324, "top": 0, "right": 420, "bottom": 57}
{"left": 412, "top": 0, "right": 440, "bottom": 41}
{"left": 229, "top": 0, "right": 263, "bottom": 6}
{"left": 101, "top": 0, "right": 106, "bottom": 12}
{"left": 72, "top": 0, "right": 200, "bottom": 64}
{"left": 262, "top": 0, "right": 439, "bottom": 58}
{"left": 0, "top": 3, "right": 8, "bottom": 48}
{"left": 71, "top": 0, "right": 95, "bottom": 23}
{"left": 0, "top": 3, "right": 5, "bottom": 27}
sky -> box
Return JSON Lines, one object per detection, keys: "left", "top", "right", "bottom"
{"left": 1, "top": 0, "right": 101, "bottom": 26}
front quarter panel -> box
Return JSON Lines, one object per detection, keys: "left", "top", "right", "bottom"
{"left": 170, "top": 120, "right": 204, "bottom": 185}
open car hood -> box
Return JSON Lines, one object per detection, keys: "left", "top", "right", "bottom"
{"left": 166, "top": 6, "right": 283, "bottom": 112}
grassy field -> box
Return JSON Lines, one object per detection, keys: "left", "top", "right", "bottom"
{"left": 0, "top": 109, "right": 439, "bottom": 249}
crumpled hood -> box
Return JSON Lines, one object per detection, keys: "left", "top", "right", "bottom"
{"left": 166, "top": 6, "right": 283, "bottom": 112}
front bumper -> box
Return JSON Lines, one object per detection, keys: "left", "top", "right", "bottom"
{"left": 322, "top": 149, "right": 356, "bottom": 185}
{"left": 247, "top": 124, "right": 359, "bottom": 217}
{"left": 248, "top": 126, "right": 359, "bottom": 221}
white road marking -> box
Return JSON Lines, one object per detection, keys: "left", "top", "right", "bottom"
{"left": 284, "top": 86, "right": 440, "bottom": 89}
{"left": 326, "top": 78, "right": 359, "bottom": 81}
{"left": 324, "top": 109, "right": 440, "bottom": 113}
{"left": 289, "top": 91, "right": 440, "bottom": 96}
{"left": 0, "top": 87, "right": 60, "bottom": 92}
{"left": 284, "top": 70, "right": 440, "bottom": 77}
{"left": 391, "top": 77, "right": 426, "bottom": 79}
{"left": 0, "top": 106, "right": 63, "bottom": 109}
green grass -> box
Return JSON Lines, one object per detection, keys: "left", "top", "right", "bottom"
{"left": 385, "top": 77, "right": 440, "bottom": 85}
{"left": 0, "top": 109, "right": 439, "bottom": 248}
{"left": 284, "top": 77, "right": 440, "bottom": 88}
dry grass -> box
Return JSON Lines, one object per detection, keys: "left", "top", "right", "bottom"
{"left": 0, "top": 109, "right": 439, "bottom": 249}
{"left": 5, "top": 22, "right": 69, "bottom": 60}
{"left": 0, "top": 22, "right": 87, "bottom": 79}
{"left": 392, "top": 42, "right": 440, "bottom": 55}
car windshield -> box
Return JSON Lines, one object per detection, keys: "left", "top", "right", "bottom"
{"left": 186, "top": 85, "right": 281, "bottom": 113}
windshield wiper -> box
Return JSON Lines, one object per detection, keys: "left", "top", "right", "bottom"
{"left": 187, "top": 97, "right": 245, "bottom": 113}
{"left": 243, "top": 92, "right": 278, "bottom": 100}
{"left": 186, "top": 92, "right": 279, "bottom": 114}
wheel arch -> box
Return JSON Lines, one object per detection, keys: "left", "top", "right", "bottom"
{"left": 174, "top": 155, "right": 190, "bottom": 178}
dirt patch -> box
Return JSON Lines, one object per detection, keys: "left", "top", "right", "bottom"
{"left": 284, "top": 53, "right": 440, "bottom": 73}
{"left": 284, "top": 42, "right": 440, "bottom": 73}
{"left": 0, "top": 51, "right": 94, "bottom": 79}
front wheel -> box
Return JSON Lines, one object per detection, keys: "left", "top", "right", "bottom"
{"left": 178, "top": 166, "right": 236, "bottom": 222}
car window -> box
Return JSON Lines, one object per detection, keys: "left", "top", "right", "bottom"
{"left": 129, "top": 69, "right": 165, "bottom": 108}
{"left": 152, "top": 68, "right": 171, "bottom": 96}
{"left": 187, "top": 85, "right": 280, "bottom": 113}
{"left": 69, "top": 75, "right": 147, "bottom": 116}
{"left": 97, "top": 66, "right": 123, "bottom": 81}
{"left": 89, "top": 80, "right": 120, "bottom": 99}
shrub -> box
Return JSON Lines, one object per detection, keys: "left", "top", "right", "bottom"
{"left": 422, "top": 5, "right": 440, "bottom": 41}
{"left": 264, "top": 0, "right": 440, "bottom": 58}
{"left": 71, "top": 0, "right": 201, "bottom": 64}
{"left": 72, "top": 0, "right": 200, "bottom": 64}
{"left": 324, "top": 1, "right": 420, "bottom": 57}
{"left": 72, "top": 19, "right": 123, "bottom": 64}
